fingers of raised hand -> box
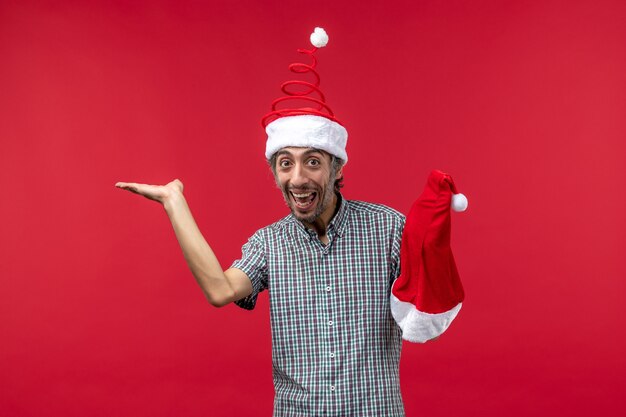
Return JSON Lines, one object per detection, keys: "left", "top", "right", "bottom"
{"left": 115, "top": 182, "right": 140, "bottom": 194}
{"left": 115, "top": 182, "right": 166, "bottom": 203}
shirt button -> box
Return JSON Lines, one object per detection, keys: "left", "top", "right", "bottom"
{"left": 325, "top": 286, "right": 331, "bottom": 292}
{"left": 328, "top": 320, "right": 334, "bottom": 326}
{"left": 329, "top": 352, "right": 335, "bottom": 358}
{"left": 330, "top": 385, "right": 336, "bottom": 391}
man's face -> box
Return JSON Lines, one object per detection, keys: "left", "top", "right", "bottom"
{"left": 273, "top": 147, "right": 341, "bottom": 224}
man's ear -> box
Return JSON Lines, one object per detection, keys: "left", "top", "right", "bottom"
{"left": 336, "top": 166, "right": 344, "bottom": 180}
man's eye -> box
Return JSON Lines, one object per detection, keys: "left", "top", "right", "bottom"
{"left": 279, "top": 160, "right": 291, "bottom": 168}
{"left": 308, "top": 159, "right": 320, "bottom": 166}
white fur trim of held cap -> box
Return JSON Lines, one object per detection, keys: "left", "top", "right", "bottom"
{"left": 390, "top": 291, "right": 462, "bottom": 343}
{"left": 265, "top": 115, "right": 348, "bottom": 163}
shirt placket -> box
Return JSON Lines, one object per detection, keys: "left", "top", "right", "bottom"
{"left": 313, "top": 229, "right": 339, "bottom": 416}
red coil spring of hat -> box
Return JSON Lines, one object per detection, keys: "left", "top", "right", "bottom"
{"left": 261, "top": 27, "right": 343, "bottom": 128}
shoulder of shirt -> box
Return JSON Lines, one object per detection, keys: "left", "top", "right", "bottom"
{"left": 345, "top": 199, "right": 405, "bottom": 222}
{"left": 249, "top": 213, "right": 297, "bottom": 238}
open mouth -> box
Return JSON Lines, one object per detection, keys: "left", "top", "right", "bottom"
{"left": 290, "top": 191, "right": 317, "bottom": 210}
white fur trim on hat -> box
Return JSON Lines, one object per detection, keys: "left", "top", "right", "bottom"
{"left": 265, "top": 115, "right": 348, "bottom": 163}
{"left": 390, "top": 292, "right": 462, "bottom": 343}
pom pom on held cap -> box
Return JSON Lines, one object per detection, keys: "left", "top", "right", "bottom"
{"left": 452, "top": 193, "right": 468, "bottom": 212}
{"left": 310, "top": 27, "right": 329, "bottom": 48}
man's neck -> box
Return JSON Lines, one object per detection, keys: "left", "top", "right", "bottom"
{"left": 303, "top": 192, "right": 339, "bottom": 241}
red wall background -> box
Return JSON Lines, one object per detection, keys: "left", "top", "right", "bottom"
{"left": 1, "top": 1, "right": 625, "bottom": 416}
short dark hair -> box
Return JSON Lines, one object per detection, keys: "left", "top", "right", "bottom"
{"left": 268, "top": 150, "right": 345, "bottom": 192}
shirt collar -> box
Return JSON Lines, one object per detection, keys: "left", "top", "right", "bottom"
{"left": 327, "top": 192, "right": 349, "bottom": 238}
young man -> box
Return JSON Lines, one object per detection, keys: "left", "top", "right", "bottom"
{"left": 115, "top": 140, "right": 407, "bottom": 416}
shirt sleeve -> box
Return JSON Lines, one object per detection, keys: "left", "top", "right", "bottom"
{"left": 230, "top": 232, "right": 268, "bottom": 310}
{"left": 390, "top": 214, "right": 405, "bottom": 283}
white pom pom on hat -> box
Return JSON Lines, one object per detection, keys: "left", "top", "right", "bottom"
{"left": 310, "top": 27, "right": 329, "bottom": 48}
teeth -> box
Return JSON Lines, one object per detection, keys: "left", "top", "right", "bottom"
{"left": 292, "top": 192, "right": 313, "bottom": 198}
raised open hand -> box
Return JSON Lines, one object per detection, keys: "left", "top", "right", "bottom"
{"left": 115, "top": 179, "right": 184, "bottom": 204}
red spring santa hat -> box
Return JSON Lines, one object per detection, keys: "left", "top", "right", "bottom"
{"left": 262, "top": 27, "right": 348, "bottom": 163}
{"left": 391, "top": 170, "right": 468, "bottom": 343}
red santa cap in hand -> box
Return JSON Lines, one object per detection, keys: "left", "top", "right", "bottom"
{"left": 391, "top": 170, "right": 468, "bottom": 343}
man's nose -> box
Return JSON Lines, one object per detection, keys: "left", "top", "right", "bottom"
{"left": 291, "top": 163, "right": 308, "bottom": 186}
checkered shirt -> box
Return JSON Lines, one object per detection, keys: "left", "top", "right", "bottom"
{"left": 231, "top": 194, "right": 406, "bottom": 417}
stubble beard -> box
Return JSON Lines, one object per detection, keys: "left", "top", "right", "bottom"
{"left": 280, "top": 170, "right": 337, "bottom": 224}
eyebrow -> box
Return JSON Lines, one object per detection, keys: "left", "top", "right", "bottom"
{"left": 276, "top": 149, "right": 325, "bottom": 158}
{"left": 275, "top": 150, "right": 292, "bottom": 158}
{"left": 302, "top": 149, "right": 324, "bottom": 158}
